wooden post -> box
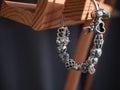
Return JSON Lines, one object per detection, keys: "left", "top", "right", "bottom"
{"left": 64, "top": 22, "right": 94, "bottom": 90}
{"left": 64, "top": 0, "right": 113, "bottom": 90}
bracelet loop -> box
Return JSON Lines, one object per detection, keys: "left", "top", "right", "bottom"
{"left": 56, "top": 0, "right": 110, "bottom": 74}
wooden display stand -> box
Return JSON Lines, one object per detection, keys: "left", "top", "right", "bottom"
{"left": 0, "top": 0, "right": 115, "bottom": 90}
{"left": 0, "top": 0, "right": 112, "bottom": 30}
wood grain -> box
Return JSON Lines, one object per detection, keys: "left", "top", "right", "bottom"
{"left": 0, "top": 1, "right": 34, "bottom": 26}
{"left": 0, "top": 0, "right": 112, "bottom": 31}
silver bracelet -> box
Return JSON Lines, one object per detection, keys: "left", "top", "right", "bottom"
{"left": 56, "top": 0, "right": 110, "bottom": 74}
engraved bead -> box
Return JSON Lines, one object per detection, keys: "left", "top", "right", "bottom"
{"left": 56, "top": 37, "right": 70, "bottom": 46}
{"left": 91, "top": 48, "right": 102, "bottom": 57}
{"left": 88, "top": 57, "right": 98, "bottom": 65}
{"left": 94, "top": 34, "right": 104, "bottom": 48}
{"left": 58, "top": 26, "right": 70, "bottom": 37}
{"left": 57, "top": 45, "right": 67, "bottom": 53}
{"left": 88, "top": 64, "right": 96, "bottom": 74}
{"left": 80, "top": 63, "right": 89, "bottom": 73}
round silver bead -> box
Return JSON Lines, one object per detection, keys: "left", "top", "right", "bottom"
{"left": 88, "top": 57, "right": 98, "bottom": 65}
{"left": 91, "top": 48, "right": 102, "bottom": 57}
{"left": 91, "top": 10, "right": 103, "bottom": 18}
{"left": 97, "top": 10, "right": 103, "bottom": 17}
{"left": 88, "top": 64, "right": 96, "bottom": 74}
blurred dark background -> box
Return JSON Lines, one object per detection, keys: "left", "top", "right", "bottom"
{"left": 0, "top": 0, "right": 119, "bottom": 90}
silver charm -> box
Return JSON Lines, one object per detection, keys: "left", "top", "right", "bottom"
{"left": 95, "top": 20, "right": 106, "bottom": 33}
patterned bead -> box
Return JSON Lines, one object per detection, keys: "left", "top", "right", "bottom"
{"left": 57, "top": 27, "right": 70, "bottom": 37}
{"left": 65, "top": 59, "right": 75, "bottom": 70}
{"left": 91, "top": 48, "right": 102, "bottom": 57}
{"left": 94, "top": 34, "right": 104, "bottom": 48}
{"left": 58, "top": 27, "right": 65, "bottom": 32}
{"left": 80, "top": 63, "right": 89, "bottom": 73}
{"left": 88, "top": 64, "right": 96, "bottom": 74}
{"left": 59, "top": 53, "right": 69, "bottom": 62}
{"left": 57, "top": 45, "right": 67, "bottom": 54}
{"left": 56, "top": 37, "right": 70, "bottom": 45}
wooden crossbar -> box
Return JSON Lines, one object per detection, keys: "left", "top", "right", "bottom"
{"left": 0, "top": 0, "right": 111, "bottom": 31}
